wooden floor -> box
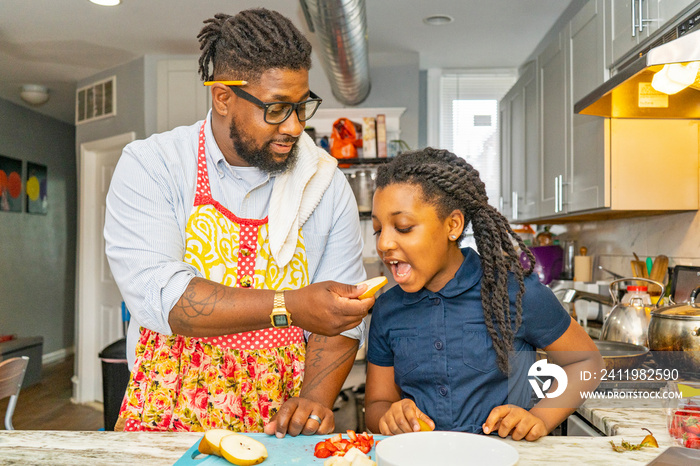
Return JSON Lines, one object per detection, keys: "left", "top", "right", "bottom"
{"left": 0, "top": 355, "right": 104, "bottom": 431}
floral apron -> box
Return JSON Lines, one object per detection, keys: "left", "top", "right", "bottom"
{"left": 118, "top": 121, "right": 308, "bottom": 432}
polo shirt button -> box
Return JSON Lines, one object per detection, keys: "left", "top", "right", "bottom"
{"left": 432, "top": 297, "right": 441, "bottom": 306}
{"left": 434, "top": 340, "right": 443, "bottom": 350}
{"left": 438, "top": 386, "right": 448, "bottom": 396}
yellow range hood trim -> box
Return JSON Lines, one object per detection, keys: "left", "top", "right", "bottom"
{"left": 575, "top": 29, "right": 700, "bottom": 118}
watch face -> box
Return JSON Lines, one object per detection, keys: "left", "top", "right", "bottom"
{"left": 273, "top": 314, "right": 289, "bottom": 327}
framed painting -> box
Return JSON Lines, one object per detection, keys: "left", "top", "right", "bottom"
{"left": 26, "top": 162, "right": 47, "bottom": 214}
{"left": 0, "top": 155, "right": 22, "bottom": 213}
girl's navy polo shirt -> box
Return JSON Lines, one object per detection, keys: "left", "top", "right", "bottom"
{"left": 367, "top": 247, "right": 571, "bottom": 433}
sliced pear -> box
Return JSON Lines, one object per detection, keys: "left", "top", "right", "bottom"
{"left": 356, "top": 276, "right": 388, "bottom": 299}
{"left": 198, "top": 429, "right": 235, "bottom": 456}
{"left": 220, "top": 433, "right": 268, "bottom": 466}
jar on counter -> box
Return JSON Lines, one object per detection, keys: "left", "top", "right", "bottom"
{"left": 354, "top": 169, "right": 375, "bottom": 213}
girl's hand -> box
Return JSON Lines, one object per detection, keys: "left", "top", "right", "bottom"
{"left": 378, "top": 399, "right": 435, "bottom": 435}
{"left": 482, "top": 405, "right": 548, "bottom": 441}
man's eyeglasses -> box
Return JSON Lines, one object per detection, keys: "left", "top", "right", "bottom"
{"left": 204, "top": 81, "right": 323, "bottom": 125}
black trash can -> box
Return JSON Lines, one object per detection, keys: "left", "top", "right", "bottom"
{"left": 98, "top": 338, "right": 131, "bottom": 431}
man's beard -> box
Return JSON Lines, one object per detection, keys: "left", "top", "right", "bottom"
{"left": 229, "top": 120, "right": 299, "bottom": 174}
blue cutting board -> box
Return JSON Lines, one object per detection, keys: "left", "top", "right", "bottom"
{"left": 174, "top": 433, "right": 384, "bottom": 465}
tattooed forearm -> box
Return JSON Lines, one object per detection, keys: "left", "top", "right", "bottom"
{"left": 301, "top": 339, "right": 359, "bottom": 396}
{"left": 306, "top": 335, "right": 329, "bottom": 368}
{"left": 174, "top": 279, "right": 227, "bottom": 318}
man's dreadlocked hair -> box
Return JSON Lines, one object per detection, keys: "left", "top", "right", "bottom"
{"left": 375, "top": 148, "right": 536, "bottom": 374}
{"left": 197, "top": 9, "right": 312, "bottom": 83}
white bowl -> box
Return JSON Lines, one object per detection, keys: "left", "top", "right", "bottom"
{"left": 375, "top": 431, "right": 519, "bottom": 466}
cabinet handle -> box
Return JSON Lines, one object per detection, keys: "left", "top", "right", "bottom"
{"left": 512, "top": 191, "right": 519, "bottom": 220}
{"left": 558, "top": 175, "right": 564, "bottom": 213}
{"left": 631, "top": 0, "right": 637, "bottom": 37}
{"left": 554, "top": 177, "right": 559, "bottom": 213}
{"left": 638, "top": 0, "right": 644, "bottom": 33}
{"left": 499, "top": 196, "right": 504, "bottom": 212}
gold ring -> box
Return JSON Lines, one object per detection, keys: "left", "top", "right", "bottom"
{"left": 308, "top": 414, "right": 322, "bottom": 424}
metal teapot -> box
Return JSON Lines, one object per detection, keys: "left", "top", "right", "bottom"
{"left": 600, "top": 278, "right": 665, "bottom": 347}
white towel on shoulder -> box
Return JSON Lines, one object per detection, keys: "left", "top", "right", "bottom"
{"left": 268, "top": 131, "right": 338, "bottom": 268}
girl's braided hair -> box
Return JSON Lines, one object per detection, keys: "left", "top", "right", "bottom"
{"left": 197, "top": 8, "right": 312, "bottom": 83}
{"left": 375, "top": 148, "right": 535, "bottom": 373}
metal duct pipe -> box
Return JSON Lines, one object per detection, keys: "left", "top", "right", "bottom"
{"left": 300, "top": 0, "right": 371, "bottom": 106}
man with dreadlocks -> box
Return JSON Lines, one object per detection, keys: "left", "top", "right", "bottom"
{"left": 104, "top": 9, "right": 374, "bottom": 435}
{"left": 364, "top": 148, "right": 603, "bottom": 440}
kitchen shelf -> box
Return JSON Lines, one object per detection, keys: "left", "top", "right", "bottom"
{"left": 337, "top": 157, "right": 393, "bottom": 166}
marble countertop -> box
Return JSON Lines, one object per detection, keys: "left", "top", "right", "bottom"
{"left": 0, "top": 420, "right": 677, "bottom": 466}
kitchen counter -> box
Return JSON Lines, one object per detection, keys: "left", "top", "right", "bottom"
{"left": 0, "top": 413, "right": 677, "bottom": 466}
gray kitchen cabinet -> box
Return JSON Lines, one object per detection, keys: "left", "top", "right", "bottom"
{"left": 507, "top": 61, "right": 539, "bottom": 221}
{"left": 507, "top": 0, "right": 700, "bottom": 223}
{"left": 156, "top": 59, "right": 210, "bottom": 133}
{"left": 607, "top": 0, "right": 697, "bottom": 68}
{"left": 499, "top": 61, "right": 540, "bottom": 222}
{"left": 568, "top": 0, "right": 608, "bottom": 212}
{"left": 648, "top": 0, "right": 699, "bottom": 36}
{"left": 498, "top": 95, "right": 512, "bottom": 219}
{"left": 538, "top": 31, "right": 568, "bottom": 217}
{"left": 608, "top": 0, "right": 643, "bottom": 67}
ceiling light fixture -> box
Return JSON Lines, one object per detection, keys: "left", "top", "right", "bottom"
{"left": 19, "top": 84, "right": 50, "bottom": 106}
{"left": 89, "top": 0, "right": 121, "bottom": 6}
{"left": 423, "top": 15, "right": 454, "bottom": 26}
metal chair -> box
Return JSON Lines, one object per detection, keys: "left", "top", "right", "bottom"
{"left": 0, "top": 356, "right": 29, "bottom": 430}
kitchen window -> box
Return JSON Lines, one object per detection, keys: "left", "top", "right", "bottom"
{"left": 427, "top": 70, "right": 516, "bottom": 245}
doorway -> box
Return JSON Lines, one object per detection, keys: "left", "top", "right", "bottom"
{"left": 74, "top": 132, "right": 135, "bottom": 404}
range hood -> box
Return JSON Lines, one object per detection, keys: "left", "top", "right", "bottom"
{"left": 575, "top": 28, "right": 700, "bottom": 118}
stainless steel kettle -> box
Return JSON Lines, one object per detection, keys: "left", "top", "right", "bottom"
{"left": 600, "top": 278, "right": 665, "bottom": 347}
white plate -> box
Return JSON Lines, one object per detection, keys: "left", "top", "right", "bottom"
{"left": 375, "top": 431, "right": 519, "bottom": 466}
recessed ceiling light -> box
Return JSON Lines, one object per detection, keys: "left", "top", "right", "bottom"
{"left": 423, "top": 15, "right": 454, "bottom": 26}
{"left": 89, "top": 0, "right": 121, "bottom": 6}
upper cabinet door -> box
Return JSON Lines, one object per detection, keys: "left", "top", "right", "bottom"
{"left": 569, "top": 0, "right": 608, "bottom": 212}
{"left": 608, "top": 0, "right": 644, "bottom": 67}
{"left": 647, "top": 0, "right": 698, "bottom": 36}
{"left": 538, "top": 32, "right": 568, "bottom": 216}
{"left": 498, "top": 95, "right": 512, "bottom": 220}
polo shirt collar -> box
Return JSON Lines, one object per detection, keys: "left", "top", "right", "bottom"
{"left": 402, "top": 247, "right": 483, "bottom": 304}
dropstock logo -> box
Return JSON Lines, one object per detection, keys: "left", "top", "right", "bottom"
{"left": 528, "top": 359, "right": 568, "bottom": 399}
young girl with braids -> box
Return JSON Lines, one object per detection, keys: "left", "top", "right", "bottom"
{"left": 364, "top": 148, "right": 603, "bottom": 441}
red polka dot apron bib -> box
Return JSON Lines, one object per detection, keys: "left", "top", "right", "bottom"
{"left": 118, "top": 121, "right": 308, "bottom": 432}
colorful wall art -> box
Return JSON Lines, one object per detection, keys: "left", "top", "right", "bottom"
{"left": 26, "top": 162, "right": 47, "bottom": 214}
{"left": 0, "top": 155, "right": 22, "bottom": 212}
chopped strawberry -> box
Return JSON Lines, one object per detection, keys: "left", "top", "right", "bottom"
{"left": 324, "top": 440, "right": 339, "bottom": 452}
{"left": 314, "top": 447, "right": 331, "bottom": 458}
{"left": 685, "top": 416, "right": 700, "bottom": 434}
{"left": 685, "top": 433, "right": 700, "bottom": 449}
{"left": 347, "top": 430, "right": 358, "bottom": 442}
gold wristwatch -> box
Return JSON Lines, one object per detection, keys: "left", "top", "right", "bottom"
{"left": 270, "top": 291, "right": 292, "bottom": 328}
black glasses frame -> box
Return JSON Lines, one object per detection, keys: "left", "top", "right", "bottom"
{"left": 227, "top": 85, "right": 323, "bottom": 124}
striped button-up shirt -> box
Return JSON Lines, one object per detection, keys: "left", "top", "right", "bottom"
{"left": 105, "top": 113, "right": 367, "bottom": 367}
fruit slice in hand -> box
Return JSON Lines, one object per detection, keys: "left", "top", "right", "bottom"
{"left": 198, "top": 429, "right": 235, "bottom": 456}
{"left": 417, "top": 418, "right": 434, "bottom": 432}
{"left": 356, "top": 276, "right": 388, "bottom": 299}
{"left": 220, "top": 433, "right": 268, "bottom": 465}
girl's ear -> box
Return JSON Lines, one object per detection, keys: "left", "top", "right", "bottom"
{"left": 211, "top": 84, "right": 232, "bottom": 117}
{"left": 447, "top": 209, "right": 465, "bottom": 240}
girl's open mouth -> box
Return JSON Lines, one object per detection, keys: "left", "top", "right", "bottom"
{"left": 388, "top": 260, "right": 412, "bottom": 283}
